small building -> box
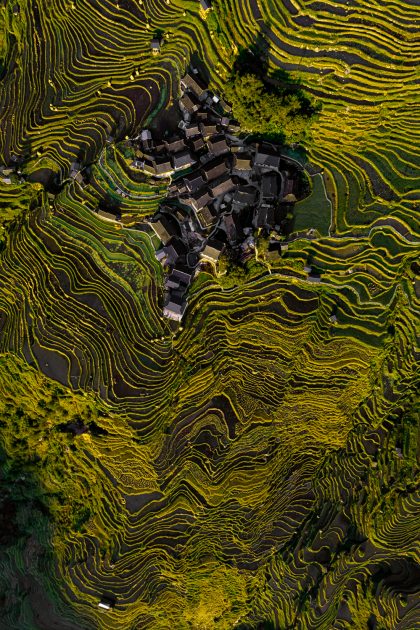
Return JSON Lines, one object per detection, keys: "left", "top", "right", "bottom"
{"left": 0, "top": 167, "right": 14, "bottom": 176}
{"left": 199, "top": 122, "right": 219, "bottom": 138}
{"left": 199, "top": 0, "right": 212, "bottom": 11}
{"left": 201, "top": 158, "right": 229, "bottom": 182}
{"left": 98, "top": 597, "right": 115, "bottom": 611}
{"left": 207, "top": 136, "right": 230, "bottom": 156}
{"left": 329, "top": 314, "right": 338, "bottom": 324}
{"left": 166, "top": 267, "right": 193, "bottom": 289}
{"left": 164, "top": 137, "right": 186, "bottom": 154}
{"left": 163, "top": 291, "right": 187, "bottom": 322}
{"left": 223, "top": 213, "right": 239, "bottom": 244}
{"left": 184, "top": 123, "right": 201, "bottom": 139}
{"left": 183, "top": 172, "right": 205, "bottom": 193}
{"left": 200, "top": 239, "right": 225, "bottom": 264}
{"left": 131, "top": 160, "right": 141, "bottom": 169}
{"left": 151, "top": 38, "right": 162, "bottom": 55}
{"left": 180, "top": 73, "right": 207, "bottom": 101}
{"left": 191, "top": 137, "right": 206, "bottom": 152}
{"left": 153, "top": 158, "right": 173, "bottom": 177}
{"left": 194, "top": 204, "right": 218, "bottom": 230}
{"left": 233, "top": 154, "right": 252, "bottom": 171}
{"left": 149, "top": 215, "right": 179, "bottom": 245}
{"left": 232, "top": 185, "right": 257, "bottom": 210}
{"left": 209, "top": 176, "right": 236, "bottom": 198}
{"left": 97, "top": 210, "right": 120, "bottom": 222}
{"left": 140, "top": 129, "right": 152, "bottom": 142}
{"left": 253, "top": 206, "right": 268, "bottom": 229}
{"left": 179, "top": 93, "right": 200, "bottom": 115}
{"left": 172, "top": 150, "right": 196, "bottom": 170}
{"left": 155, "top": 248, "right": 167, "bottom": 263}
{"left": 254, "top": 149, "right": 281, "bottom": 170}
{"left": 184, "top": 189, "right": 212, "bottom": 211}
{"left": 220, "top": 116, "right": 230, "bottom": 127}
{"left": 69, "top": 161, "right": 80, "bottom": 178}
{"left": 261, "top": 172, "right": 279, "bottom": 201}
{"left": 74, "top": 172, "right": 85, "bottom": 187}
{"left": 163, "top": 238, "right": 187, "bottom": 266}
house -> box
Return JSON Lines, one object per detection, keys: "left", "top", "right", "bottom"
{"left": 184, "top": 189, "right": 212, "bottom": 211}
{"left": 233, "top": 154, "right": 252, "bottom": 171}
{"left": 0, "top": 167, "right": 13, "bottom": 176}
{"left": 149, "top": 215, "right": 179, "bottom": 245}
{"left": 163, "top": 291, "right": 187, "bottom": 321}
{"left": 98, "top": 597, "right": 115, "bottom": 611}
{"left": 253, "top": 206, "right": 268, "bottom": 229}
{"left": 142, "top": 159, "right": 156, "bottom": 176}
{"left": 184, "top": 123, "right": 201, "bottom": 138}
{"left": 69, "top": 161, "right": 80, "bottom": 178}
{"left": 209, "top": 176, "right": 236, "bottom": 198}
{"left": 74, "top": 172, "right": 85, "bottom": 187}
{"left": 191, "top": 137, "right": 206, "bottom": 152}
{"left": 232, "top": 185, "right": 257, "bottom": 210}
{"left": 180, "top": 73, "right": 207, "bottom": 100}
{"left": 97, "top": 210, "right": 120, "bottom": 222}
{"left": 199, "top": 122, "right": 219, "bottom": 138}
{"left": 140, "top": 129, "right": 152, "bottom": 142}
{"left": 172, "top": 150, "right": 196, "bottom": 170}
{"left": 155, "top": 248, "right": 167, "bottom": 263}
{"left": 183, "top": 172, "right": 205, "bottom": 193}
{"left": 227, "top": 121, "right": 240, "bottom": 133}
{"left": 194, "top": 204, "right": 218, "bottom": 230}
{"left": 164, "top": 137, "right": 186, "bottom": 154}
{"left": 254, "top": 148, "right": 281, "bottom": 170}
{"left": 179, "top": 93, "right": 200, "bottom": 115}
{"left": 130, "top": 160, "right": 143, "bottom": 169}
{"left": 151, "top": 38, "right": 162, "bottom": 55}
{"left": 223, "top": 213, "right": 239, "bottom": 244}
{"left": 153, "top": 158, "right": 173, "bottom": 177}
{"left": 201, "top": 158, "right": 229, "bottom": 182}
{"left": 266, "top": 242, "right": 281, "bottom": 262}
{"left": 220, "top": 116, "right": 230, "bottom": 127}
{"left": 166, "top": 267, "right": 193, "bottom": 289}
{"left": 163, "top": 238, "right": 187, "bottom": 265}
{"left": 199, "top": 0, "right": 212, "bottom": 11}
{"left": 261, "top": 173, "right": 279, "bottom": 201}
{"left": 200, "top": 239, "right": 225, "bottom": 264}
{"left": 207, "top": 136, "right": 229, "bottom": 156}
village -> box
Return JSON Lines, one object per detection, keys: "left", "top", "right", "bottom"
{"left": 0, "top": 65, "right": 308, "bottom": 325}
{"left": 124, "top": 69, "right": 303, "bottom": 321}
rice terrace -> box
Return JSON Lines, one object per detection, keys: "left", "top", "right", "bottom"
{"left": 0, "top": 0, "right": 419, "bottom": 628}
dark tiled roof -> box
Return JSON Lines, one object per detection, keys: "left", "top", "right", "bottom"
{"left": 201, "top": 158, "right": 229, "bottom": 181}
{"left": 209, "top": 176, "right": 236, "bottom": 198}
{"left": 207, "top": 136, "right": 230, "bottom": 156}
{"left": 172, "top": 151, "right": 196, "bottom": 169}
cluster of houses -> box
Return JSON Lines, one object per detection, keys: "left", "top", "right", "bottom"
{"left": 132, "top": 70, "right": 302, "bottom": 321}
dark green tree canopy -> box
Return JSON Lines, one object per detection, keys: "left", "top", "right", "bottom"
{"left": 224, "top": 64, "right": 321, "bottom": 144}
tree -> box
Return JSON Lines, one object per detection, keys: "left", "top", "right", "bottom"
{"left": 224, "top": 73, "right": 320, "bottom": 144}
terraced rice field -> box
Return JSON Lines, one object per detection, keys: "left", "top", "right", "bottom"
{"left": 0, "top": 0, "right": 419, "bottom": 629}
